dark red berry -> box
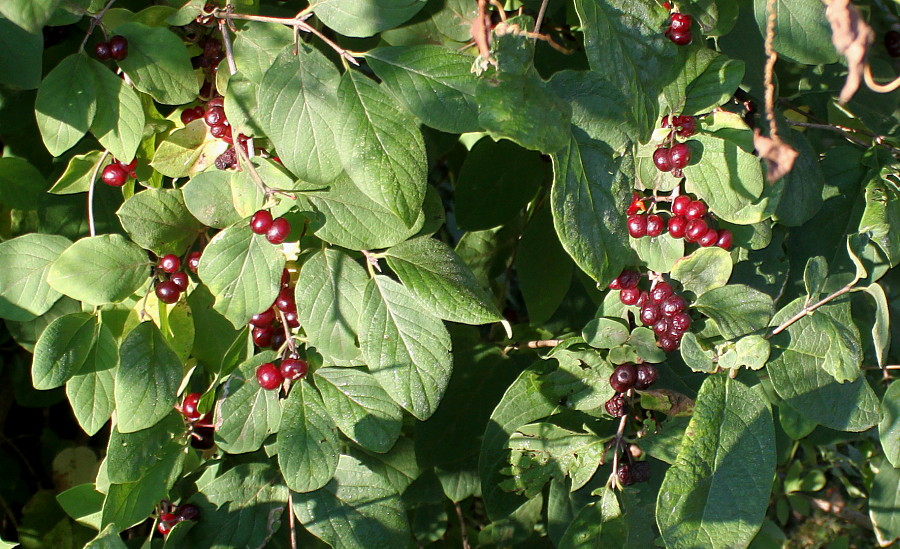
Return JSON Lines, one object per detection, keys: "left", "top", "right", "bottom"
{"left": 182, "top": 108, "right": 202, "bottom": 125}
{"left": 283, "top": 310, "right": 299, "bottom": 328}
{"left": 670, "top": 312, "right": 692, "bottom": 332}
{"left": 182, "top": 392, "right": 202, "bottom": 420}
{"left": 605, "top": 394, "right": 627, "bottom": 417}
{"left": 646, "top": 214, "right": 664, "bottom": 237}
{"left": 250, "top": 210, "right": 273, "bottom": 235}
{"left": 204, "top": 106, "right": 226, "bottom": 127}
{"left": 634, "top": 364, "right": 658, "bottom": 390}
{"left": 668, "top": 215, "right": 687, "bottom": 238}
{"left": 207, "top": 96, "right": 225, "bottom": 109}
{"left": 661, "top": 295, "right": 687, "bottom": 317}
{"left": 281, "top": 268, "right": 291, "bottom": 287}
{"left": 249, "top": 308, "right": 275, "bottom": 328}
{"left": 156, "top": 280, "right": 181, "bottom": 304}
{"left": 620, "top": 287, "right": 640, "bottom": 306}
{"left": 675, "top": 116, "right": 696, "bottom": 137}
{"left": 210, "top": 123, "right": 229, "bottom": 139}
{"left": 215, "top": 148, "right": 237, "bottom": 170}
{"left": 108, "top": 35, "right": 128, "bottom": 60}
{"left": 157, "top": 512, "right": 177, "bottom": 535}
{"left": 101, "top": 164, "right": 128, "bottom": 187}
{"left": 280, "top": 358, "right": 308, "bottom": 381}
{"left": 176, "top": 503, "right": 200, "bottom": 522}
{"left": 252, "top": 326, "right": 273, "bottom": 348}
{"left": 670, "top": 13, "right": 692, "bottom": 32}
{"left": 636, "top": 290, "right": 651, "bottom": 308}
{"left": 672, "top": 195, "right": 691, "bottom": 215}
{"left": 610, "top": 363, "right": 637, "bottom": 392}
{"left": 632, "top": 461, "right": 651, "bottom": 483}
{"left": 266, "top": 217, "right": 291, "bottom": 244}
{"left": 886, "top": 30, "right": 900, "bottom": 57}
{"left": 652, "top": 317, "right": 670, "bottom": 337}
{"left": 651, "top": 282, "right": 673, "bottom": 303}
{"left": 617, "top": 463, "right": 635, "bottom": 486}
{"left": 658, "top": 335, "right": 679, "bottom": 352}
{"left": 661, "top": 115, "right": 671, "bottom": 128}
{"left": 640, "top": 304, "right": 660, "bottom": 326}
{"left": 171, "top": 271, "right": 189, "bottom": 291}
{"left": 669, "top": 143, "right": 691, "bottom": 169}
{"left": 159, "top": 254, "right": 180, "bottom": 274}
{"left": 609, "top": 270, "right": 639, "bottom": 290}
{"left": 684, "top": 200, "right": 707, "bottom": 220}
{"left": 118, "top": 158, "right": 137, "bottom": 173}
{"left": 256, "top": 362, "right": 282, "bottom": 390}
{"left": 270, "top": 330, "right": 286, "bottom": 350}
{"left": 698, "top": 228, "right": 719, "bottom": 247}
{"left": 716, "top": 229, "right": 733, "bottom": 250}
{"left": 627, "top": 214, "right": 648, "bottom": 238}
{"left": 653, "top": 147, "right": 673, "bottom": 172}
{"left": 187, "top": 251, "right": 201, "bottom": 273}
{"left": 275, "top": 287, "right": 296, "bottom": 313}
{"left": 94, "top": 41, "right": 111, "bottom": 60}
{"left": 667, "top": 29, "right": 692, "bottom": 45}
{"left": 685, "top": 218, "right": 709, "bottom": 242}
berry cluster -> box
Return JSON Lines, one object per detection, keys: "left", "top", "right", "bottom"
{"left": 251, "top": 209, "right": 291, "bottom": 245}
{"left": 175, "top": 389, "right": 215, "bottom": 449}
{"left": 626, "top": 192, "right": 732, "bottom": 250}
{"left": 661, "top": 114, "right": 696, "bottom": 138}
{"left": 93, "top": 35, "right": 128, "bottom": 61}
{"left": 249, "top": 269, "right": 298, "bottom": 350}
{"left": 191, "top": 35, "right": 224, "bottom": 71}
{"left": 154, "top": 252, "right": 200, "bottom": 304}
{"left": 603, "top": 363, "right": 656, "bottom": 486}
{"left": 617, "top": 461, "right": 652, "bottom": 486}
{"left": 255, "top": 357, "right": 308, "bottom": 391}
{"left": 157, "top": 503, "right": 201, "bottom": 536}
{"left": 609, "top": 270, "right": 692, "bottom": 352}
{"left": 101, "top": 158, "right": 137, "bottom": 187}
{"left": 665, "top": 12, "right": 692, "bottom": 45}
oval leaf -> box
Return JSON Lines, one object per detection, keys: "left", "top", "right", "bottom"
{"left": 47, "top": 234, "right": 150, "bottom": 306}
{"left": 32, "top": 312, "right": 98, "bottom": 390}
{"left": 277, "top": 379, "right": 341, "bottom": 493}
{"left": 35, "top": 53, "right": 96, "bottom": 156}
{"left": 215, "top": 351, "right": 283, "bottom": 454}
{"left": 0, "top": 233, "right": 70, "bottom": 321}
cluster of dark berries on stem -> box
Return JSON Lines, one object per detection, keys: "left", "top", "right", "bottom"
{"left": 653, "top": 113, "right": 697, "bottom": 178}
{"left": 101, "top": 158, "right": 137, "bottom": 187}
{"left": 604, "top": 363, "right": 656, "bottom": 486}
{"left": 251, "top": 209, "right": 291, "bottom": 245}
{"left": 609, "top": 270, "right": 693, "bottom": 352}
{"left": 255, "top": 356, "right": 309, "bottom": 391}
{"left": 665, "top": 12, "right": 692, "bottom": 45}
{"left": 157, "top": 503, "right": 201, "bottom": 536}
{"left": 154, "top": 252, "right": 200, "bottom": 304}
{"left": 176, "top": 391, "right": 215, "bottom": 450}
{"left": 626, "top": 192, "right": 732, "bottom": 250}
{"left": 94, "top": 35, "right": 128, "bottom": 61}
{"left": 250, "top": 268, "right": 298, "bottom": 351}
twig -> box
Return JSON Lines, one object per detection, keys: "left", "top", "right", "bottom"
{"left": 804, "top": 495, "right": 873, "bottom": 530}
{"left": 781, "top": 102, "right": 900, "bottom": 155}
{"left": 276, "top": 308, "right": 299, "bottom": 358}
{"left": 218, "top": 19, "right": 238, "bottom": 76}
{"left": 607, "top": 402, "right": 630, "bottom": 490}
{"left": 288, "top": 491, "right": 297, "bottom": 549}
{"left": 864, "top": 64, "right": 900, "bottom": 94}
{"left": 762, "top": 0, "right": 780, "bottom": 143}
{"left": 78, "top": 0, "right": 118, "bottom": 52}
{"left": 766, "top": 283, "right": 855, "bottom": 338}
{"left": 862, "top": 365, "right": 900, "bottom": 370}
{"left": 233, "top": 140, "right": 275, "bottom": 197}
{"left": 454, "top": 502, "right": 471, "bottom": 549}
{"left": 502, "top": 339, "right": 562, "bottom": 353}
{"left": 212, "top": 9, "right": 359, "bottom": 65}
{"left": 785, "top": 120, "right": 871, "bottom": 149}
{"left": 473, "top": 0, "right": 492, "bottom": 61}
{"left": 534, "top": 0, "right": 549, "bottom": 37}
{"left": 87, "top": 150, "right": 110, "bottom": 237}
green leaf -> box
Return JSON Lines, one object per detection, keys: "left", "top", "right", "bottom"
{"left": 772, "top": 130, "right": 824, "bottom": 227}
{"left": 316, "top": 367, "right": 403, "bottom": 453}
{"left": 880, "top": 381, "right": 900, "bottom": 468}
{"left": 47, "top": 234, "right": 150, "bottom": 306}
{"left": 0, "top": 17, "right": 42, "bottom": 89}
{"left": 293, "top": 454, "right": 412, "bottom": 548}
{"left": 185, "top": 285, "right": 244, "bottom": 372}
{"left": 49, "top": 151, "right": 104, "bottom": 195}
{"left": 454, "top": 138, "right": 545, "bottom": 231}
{"left": 32, "top": 312, "right": 98, "bottom": 390}
{"left": 802, "top": 256, "right": 828, "bottom": 301}
{"left": 719, "top": 335, "right": 770, "bottom": 371}
{"left": 57, "top": 483, "right": 105, "bottom": 530}
{"left": 35, "top": 54, "right": 97, "bottom": 156}
{"left": 257, "top": 45, "right": 342, "bottom": 185}
{"left": 231, "top": 21, "right": 294, "bottom": 84}
{"left": 583, "top": 318, "right": 630, "bottom": 349}
{"left": 671, "top": 247, "right": 733, "bottom": 297}
{"left": 385, "top": 236, "right": 502, "bottom": 325}
{"left": 859, "top": 176, "right": 900, "bottom": 267}
{"left": 753, "top": 0, "right": 838, "bottom": 65}
{"left": 871, "top": 458, "right": 900, "bottom": 547}
{"left": 359, "top": 276, "right": 453, "bottom": 420}
{"left": 664, "top": 48, "right": 745, "bottom": 116}
{"left": 117, "top": 189, "right": 203, "bottom": 256}
{"left": 66, "top": 324, "right": 117, "bottom": 436}
{"left": 630, "top": 233, "right": 685, "bottom": 274}
{"left": 657, "top": 374, "right": 775, "bottom": 549}
{"left": 106, "top": 413, "right": 185, "bottom": 484}
{"left": 505, "top": 423, "right": 605, "bottom": 495}
{"left": 100, "top": 456, "right": 175, "bottom": 531}
{"left": 278, "top": 379, "right": 341, "bottom": 493}
{"left": 112, "top": 22, "right": 198, "bottom": 104}
{"left": 215, "top": 352, "right": 283, "bottom": 454}
{"left": 198, "top": 226, "right": 285, "bottom": 328}
{"left": 337, "top": 69, "right": 427, "bottom": 227}
{"left": 0, "top": 156, "right": 47, "bottom": 211}
{"left": 516, "top": 206, "right": 573, "bottom": 324}
{"left": 0, "top": 234, "right": 70, "bottom": 321}
{"left": 181, "top": 170, "right": 243, "bottom": 229}
{"left": 313, "top": 0, "right": 427, "bottom": 37}
{"left": 558, "top": 502, "right": 604, "bottom": 549}
{"left": 115, "top": 322, "right": 183, "bottom": 433}
{"left": 295, "top": 249, "right": 366, "bottom": 362}
{"left": 367, "top": 45, "right": 480, "bottom": 133}
{"left": 150, "top": 121, "right": 229, "bottom": 178}
{"left": 551, "top": 133, "right": 632, "bottom": 286}
{"left": 84, "top": 524, "right": 127, "bottom": 549}
{"left": 476, "top": 71, "right": 572, "bottom": 154}
{"left": 0, "top": 0, "right": 60, "bottom": 34}
{"left": 300, "top": 172, "right": 425, "bottom": 250}
{"left": 680, "top": 332, "right": 717, "bottom": 373}
{"left": 693, "top": 284, "right": 774, "bottom": 339}
{"left": 87, "top": 57, "right": 144, "bottom": 163}
{"left": 353, "top": 436, "right": 421, "bottom": 493}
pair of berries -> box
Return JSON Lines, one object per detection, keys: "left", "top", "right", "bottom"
{"left": 255, "top": 358, "right": 309, "bottom": 391}
{"left": 652, "top": 143, "right": 691, "bottom": 175}
{"left": 617, "top": 461, "right": 651, "bottom": 486}
{"left": 251, "top": 210, "right": 291, "bottom": 245}
{"left": 157, "top": 504, "right": 200, "bottom": 536}
{"left": 661, "top": 114, "right": 696, "bottom": 137}
{"left": 604, "top": 362, "right": 658, "bottom": 418}
{"left": 609, "top": 270, "right": 692, "bottom": 352}
{"left": 94, "top": 35, "right": 128, "bottom": 61}
{"left": 101, "top": 158, "right": 137, "bottom": 187}
{"left": 154, "top": 253, "right": 200, "bottom": 304}
{"left": 250, "top": 270, "right": 298, "bottom": 349}
{"left": 665, "top": 13, "right": 692, "bottom": 45}
{"left": 668, "top": 195, "right": 732, "bottom": 249}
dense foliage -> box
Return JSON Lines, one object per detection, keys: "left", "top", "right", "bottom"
{"left": 0, "top": 0, "right": 898, "bottom": 547}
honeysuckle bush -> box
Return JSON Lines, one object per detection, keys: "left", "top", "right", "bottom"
{"left": 0, "top": 0, "right": 898, "bottom": 547}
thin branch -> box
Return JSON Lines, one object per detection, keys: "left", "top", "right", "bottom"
{"left": 534, "top": 0, "right": 550, "bottom": 38}
{"left": 502, "top": 339, "right": 562, "bottom": 353}
{"left": 864, "top": 64, "right": 900, "bottom": 94}
{"left": 862, "top": 365, "right": 900, "bottom": 370}
{"left": 607, "top": 401, "right": 630, "bottom": 490}
{"left": 454, "top": 502, "right": 471, "bottom": 549}
{"left": 276, "top": 308, "right": 299, "bottom": 358}
{"left": 804, "top": 495, "right": 873, "bottom": 530}
{"left": 762, "top": 0, "right": 780, "bottom": 143}
{"left": 218, "top": 19, "right": 238, "bottom": 76}
{"left": 87, "top": 150, "right": 110, "bottom": 237}
{"left": 79, "top": 0, "right": 118, "bottom": 52}
{"left": 233, "top": 140, "right": 275, "bottom": 197}
{"left": 766, "top": 283, "right": 855, "bottom": 338}
{"left": 288, "top": 491, "right": 297, "bottom": 549}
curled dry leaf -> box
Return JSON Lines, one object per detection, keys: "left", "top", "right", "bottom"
{"left": 754, "top": 129, "right": 798, "bottom": 183}
{"left": 825, "top": 0, "right": 874, "bottom": 103}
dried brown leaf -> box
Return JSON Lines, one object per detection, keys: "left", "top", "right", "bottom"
{"left": 754, "top": 129, "right": 798, "bottom": 183}
{"left": 825, "top": 0, "right": 874, "bottom": 103}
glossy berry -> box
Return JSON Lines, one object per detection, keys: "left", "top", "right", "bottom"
{"left": 652, "top": 317, "right": 670, "bottom": 337}
{"left": 672, "top": 195, "right": 691, "bottom": 216}
{"left": 181, "top": 392, "right": 202, "bottom": 420}
{"left": 661, "top": 294, "right": 687, "bottom": 317}
{"left": 118, "top": 158, "right": 138, "bottom": 173}
{"left": 171, "top": 271, "right": 189, "bottom": 291}
{"left": 274, "top": 287, "right": 296, "bottom": 313}
{"left": 176, "top": 503, "right": 200, "bottom": 522}
{"left": 610, "top": 363, "right": 637, "bottom": 392}
{"left": 669, "top": 143, "right": 691, "bottom": 169}
{"left": 716, "top": 229, "right": 733, "bottom": 250}
{"left": 250, "top": 210, "right": 273, "bottom": 234}
{"left": 698, "top": 228, "right": 719, "bottom": 247}
{"left": 652, "top": 147, "right": 673, "bottom": 172}
{"left": 187, "top": 251, "right": 201, "bottom": 273}
{"left": 157, "top": 513, "right": 178, "bottom": 535}
{"left": 634, "top": 364, "right": 658, "bottom": 390}
{"left": 651, "top": 282, "right": 673, "bottom": 303}
{"left": 94, "top": 41, "right": 111, "bottom": 60}
{"left": 675, "top": 116, "right": 696, "bottom": 137}
{"left": 215, "top": 148, "right": 237, "bottom": 170}
{"left": 108, "top": 35, "right": 128, "bottom": 60}
{"left": 256, "top": 362, "right": 282, "bottom": 390}
{"left": 658, "top": 335, "right": 679, "bottom": 352}
{"left": 207, "top": 96, "right": 225, "bottom": 109}
{"left": 670, "top": 312, "right": 692, "bottom": 332}
{"left": 632, "top": 461, "right": 652, "bottom": 483}
{"left": 636, "top": 290, "right": 651, "bottom": 308}
{"left": 159, "top": 254, "right": 180, "bottom": 274}
{"left": 609, "top": 270, "right": 639, "bottom": 290}
{"left": 646, "top": 214, "right": 664, "bottom": 237}
{"left": 270, "top": 330, "right": 286, "bottom": 351}
{"left": 281, "top": 268, "right": 292, "bottom": 287}
{"left": 627, "top": 214, "right": 647, "bottom": 238}
{"left": 101, "top": 164, "right": 128, "bottom": 187}
{"left": 283, "top": 310, "right": 299, "bottom": 328}
{"left": 640, "top": 304, "right": 660, "bottom": 326}
{"left": 670, "top": 13, "right": 692, "bottom": 32}
{"left": 620, "top": 287, "right": 640, "bottom": 306}
{"left": 204, "top": 106, "right": 226, "bottom": 127}
{"left": 668, "top": 215, "right": 687, "bottom": 238}
{"left": 617, "top": 463, "right": 635, "bottom": 486}
{"left": 886, "top": 30, "right": 900, "bottom": 57}
{"left": 685, "top": 218, "right": 709, "bottom": 242}
{"left": 252, "top": 326, "right": 273, "bottom": 348}
{"left": 266, "top": 217, "right": 291, "bottom": 244}
{"left": 210, "top": 123, "right": 229, "bottom": 139}
{"left": 156, "top": 280, "right": 180, "bottom": 304}
{"left": 280, "top": 358, "right": 308, "bottom": 380}
{"left": 605, "top": 394, "right": 627, "bottom": 418}
{"left": 667, "top": 29, "right": 692, "bottom": 45}
{"left": 181, "top": 108, "right": 203, "bottom": 125}
{"left": 684, "top": 200, "right": 707, "bottom": 220}
{"left": 250, "top": 308, "right": 275, "bottom": 328}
